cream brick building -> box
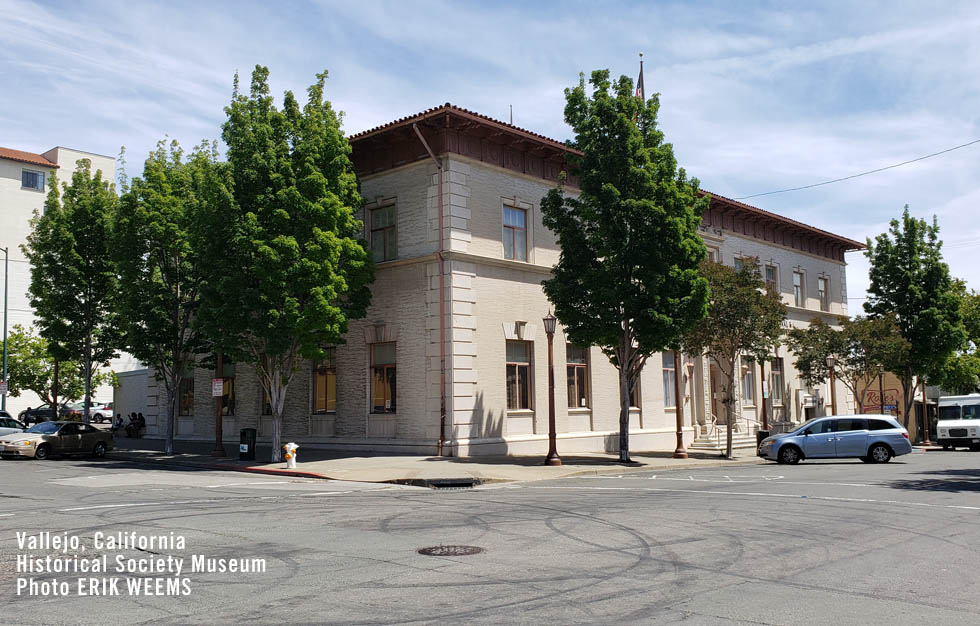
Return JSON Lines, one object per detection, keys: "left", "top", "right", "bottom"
{"left": 145, "top": 104, "right": 864, "bottom": 455}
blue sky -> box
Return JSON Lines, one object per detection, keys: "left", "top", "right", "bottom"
{"left": 3, "top": 0, "right": 979, "bottom": 311}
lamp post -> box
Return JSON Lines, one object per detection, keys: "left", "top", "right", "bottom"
{"left": 825, "top": 355, "right": 837, "bottom": 416}
{"left": 672, "top": 350, "right": 687, "bottom": 459}
{"left": 542, "top": 311, "right": 561, "bottom": 466}
{"left": 1, "top": 246, "right": 7, "bottom": 412}
{"left": 211, "top": 352, "right": 226, "bottom": 457}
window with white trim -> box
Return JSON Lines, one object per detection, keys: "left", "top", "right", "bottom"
{"left": 506, "top": 340, "right": 532, "bottom": 410}
{"left": 22, "top": 169, "right": 44, "bottom": 191}
{"left": 793, "top": 271, "right": 805, "bottom": 307}
{"left": 371, "top": 343, "right": 396, "bottom": 413}
{"left": 662, "top": 351, "right": 677, "bottom": 408}
{"left": 502, "top": 206, "right": 527, "bottom": 261}
{"left": 818, "top": 276, "right": 829, "bottom": 311}
{"left": 566, "top": 344, "right": 590, "bottom": 408}
{"left": 740, "top": 357, "right": 755, "bottom": 405}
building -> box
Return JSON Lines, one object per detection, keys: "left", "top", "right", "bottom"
{"left": 141, "top": 104, "right": 864, "bottom": 455}
{"left": 0, "top": 146, "right": 137, "bottom": 415}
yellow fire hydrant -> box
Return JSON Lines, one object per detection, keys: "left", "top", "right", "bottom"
{"left": 283, "top": 442, "right": 299, "bottom": 469}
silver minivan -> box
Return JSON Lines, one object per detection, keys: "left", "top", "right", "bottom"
{"left": 758, "top": 415, "right": 912, "bottom": 464}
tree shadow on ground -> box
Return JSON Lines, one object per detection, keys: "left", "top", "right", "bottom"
{"left": 885, "top": 468, "right": 980, "bottom": 493}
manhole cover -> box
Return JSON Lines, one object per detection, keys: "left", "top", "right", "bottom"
{"left": 417, "top": 545, "right": 484, "bottom": 557}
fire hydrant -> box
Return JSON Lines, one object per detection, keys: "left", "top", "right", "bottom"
{"left": 283, "top": 442, "right": 299, "bottom": 469}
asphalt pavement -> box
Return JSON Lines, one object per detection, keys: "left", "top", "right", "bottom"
{"left": 2, "top": 448, "right": 979, "bottom": 625}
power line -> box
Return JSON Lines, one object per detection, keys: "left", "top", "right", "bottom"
{"left": 735, "top": 138, "right": 980, "bottom": 200}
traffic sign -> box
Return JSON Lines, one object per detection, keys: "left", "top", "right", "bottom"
{"left": 0, "top": 380, "right": 7, "bottom": 395}
{"left": 212, "top": 378, "right": 224, "bottom": 397}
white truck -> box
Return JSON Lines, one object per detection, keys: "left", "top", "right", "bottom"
{"left": 936, "top": 394, "right": 980, "bottom": 450}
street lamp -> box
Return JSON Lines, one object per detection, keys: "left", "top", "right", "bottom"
{"left": 825, "top": 355, "right": 837, "bottom": 416}
{"left": 542, "top": 310, "right": 561, "bottom": 466}
{"left": 672, "top": 350, "right": 687, "bottom": 459}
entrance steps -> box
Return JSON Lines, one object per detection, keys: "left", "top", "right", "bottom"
{"left": 689, "top": 430, "right": 759, "bottom": 452}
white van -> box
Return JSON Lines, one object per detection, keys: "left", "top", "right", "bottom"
{"left": 936, "top": 394, "right": 980, "bottom": 450}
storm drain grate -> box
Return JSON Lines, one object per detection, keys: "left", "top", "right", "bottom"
{"left": 418, "top": 545, "right": 485, "bottom": 557}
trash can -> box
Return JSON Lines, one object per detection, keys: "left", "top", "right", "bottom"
{"left": 756, "top": 429, "right": 771, "bottom": 448}
{"left": 240, "top": 428, "right": 257, "bottom": 461}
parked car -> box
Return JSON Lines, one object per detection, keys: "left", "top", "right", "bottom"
{"left": 0, "top": 421, "right": 114, "bottom": 460}
{"left": 0, "top": 413, "right": 27, "bottom": 437}
{"left": 18, "top": 403, "right": 71, "bottom": 425}
{"left": 91, "top": 402, "right": 114, "bottom": 423}
{"left": 758, "top": 415, "right": 912, "bottom": 464}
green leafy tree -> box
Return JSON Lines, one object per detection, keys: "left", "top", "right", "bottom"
{"left": 864, "top": 207, "right": 965, "bottom": 427}
{"left": 786, "top": 315, "right": 909, "bottom": 413}
{"left": 22, "top": 161, "right": 121, "bottom": 422}
{"left": 113, "top": 140, "right": 229, "bottom": 455}
{"left": 1, "top": 324, "right": 111, "bottom": 406}
{"left": 934, "top": 286, "right": 980, "bottom": 394}
{"left": 682, "top": 258, "right": 786, "bottom": 458}
{"left": 193, "top": 67, "right": 374, "bottom": 462}
{"left": 541, "top": 70, "right": 710, "bottom": 463}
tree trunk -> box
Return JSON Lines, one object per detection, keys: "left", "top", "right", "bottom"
{"left": 618, "top": 365, "right": 631, "bottom": 463}
{"left": 900, "top": 367, "right": 913, "bottom": 429}
{"left": 83, "top": 332, "right": 92, "bottom": 424}
{"left": 268, "top": 363, "right": 289, "bottom": 463}
{"left": 165, "top": 374, "right": 176, "bottom": 456}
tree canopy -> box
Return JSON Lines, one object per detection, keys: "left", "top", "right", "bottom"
{"left": 23, "top": 160, "right": 121, "bottom": 421}
{"left": 864, "top": 206, "right": 965, "bottom": 426}
{"left": 541, "top": 69, "right": 709, "bottom": 462}
{"left": 192, "top": 66, "right": 374, "bottom": 462}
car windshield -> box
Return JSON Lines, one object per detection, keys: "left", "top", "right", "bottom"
{"left": 938, "top": 406, "right": 961, "bottom": 420}
{"left": 962, "top": 404, "right": 980, "bottom": 420}
{"left": 26, "top": 422, "right": 59, "bottom": 434}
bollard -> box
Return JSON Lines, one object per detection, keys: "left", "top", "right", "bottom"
{"left": 283, "top": 442, "right": 299, "bottom": 469}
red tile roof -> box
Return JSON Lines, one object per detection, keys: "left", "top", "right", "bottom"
{"left": 0, "top": 147, "right": 58, "bottom": 168}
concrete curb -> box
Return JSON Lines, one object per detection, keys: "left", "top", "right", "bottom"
{"left": 109, "top": 450, "right": 766, "bottom": 485}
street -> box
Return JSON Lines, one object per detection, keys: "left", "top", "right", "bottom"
{"left": 2, "top": 450, "right": 979, "bottom": 625}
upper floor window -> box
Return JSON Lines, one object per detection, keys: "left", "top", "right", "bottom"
{"left": 566, "top": 344, "right": 590, "bottom": 409}
{"left": 503, "top": 206, "right": 527, "bottom": 261}
{"left": 370, "top": 205, "right": 397, "bottom": 262}
{"left": 818, "top": 277, "right": 829, "bottom": 311}
{"left": 662, "top": 351, "right": 677, "bottom": 408}
{"left": 765, "top": 265, "right": 778, "bottom": 294}
{"left": 313, "top": 348, "right": 337, "bottom": 414}
{"left": 22, "top": 169, "right": 44, "bottom": 191}
{"left": 706, "top": 247, "right": 720, "bottom": 263}
{"left": 793, "top": 271, "right": 804, "bottom": 307}
{"left": 506, "top": 340, "right": 532, "bottom": 410}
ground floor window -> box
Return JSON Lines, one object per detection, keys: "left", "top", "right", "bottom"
{"left": 220, "top": 362, "right": 236, "bottom": 416}
{"left": 506, "top": 340, "right": 532, "bottom": 410}
{"left": 630, "top": 379, "right": 641, "bottom": 409}
{"left": 178, "top": 374, "right": 194, "bottom": 416}
{"left": 741, "top": 357, "right": 755, "bottom": 405}
{"left": 566, "top": 344, "right": 589, "bottom": 408}
{"left": 662, "top": 351, "right": 677, "bottom": 408}
{"left": 771, "top": 358, "right": 784, "bottom": 405}
{"left": 371, "top": 343, "right": 396, "bottom": 413}
{"left": 313, "top": 348, "right": 337, "bottom": 413}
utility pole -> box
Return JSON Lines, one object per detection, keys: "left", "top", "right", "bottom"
{"left": 1, "top": 246, "right": 8, "bottom": 412}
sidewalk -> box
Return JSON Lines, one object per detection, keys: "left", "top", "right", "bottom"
{"left": 108, "top": 437, "right": 766, "bottom": 485}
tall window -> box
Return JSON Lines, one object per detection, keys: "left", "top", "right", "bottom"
{"left": 22, "top": 169, "right": 44, "bottom": 191}
{"left": 662, "top": 351, "right": 677, "bottom": 408}
{"left": 818, "top": 277, "right": 829, "bottom": 311}
{"left": 502, "top": 206, "right": 527, "bottom": 261}
{"left": 313, "top": 348, "right": 337, "bottom": 414}
{"left": 566, "top": 344, "right": 589, "bottom": 408}
{"left": 793, "top": 271, "right": 804, "bottom": 307}
{"left": 370, "top": 205, "right": 397, "bottom": 262}
{"left": 765, "top": 265, "right": 778, "bottom": 294}
{"left": 506, "top": 340, "right": 532, "bottom": 410}
{"left": 220, "top": 363, "right": 236, "bottom": 416}
{"left": 371, "top": 343, "right": 396, "bottom": 413}
{"left": 178, "top": 375, "right": 194, "bottom": 416}
{"left": 706, "top": 248, "right": 719, "bottom": 263}
{"left": 734, "top": 257, "right": 744, "bottom": 271}
{"left": 630, "top": 380, "right": 641, "bottom": 408}
{"left": 771, "top": 358, "right": 784, "bottom": 405}
{"left": 741, "top": 357, "right": 755, "bottom": 404}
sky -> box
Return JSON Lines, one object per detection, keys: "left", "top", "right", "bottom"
{"left": 2, "top": 0, "right": 979, "bottom": 313}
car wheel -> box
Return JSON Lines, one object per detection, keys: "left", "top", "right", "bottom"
{"left": 778, "top": 445, "right": 802, "bottom": 465}
{"left": 869, "top": 443, "right": 892, "bottom": 463}
{"left": 93, "top": 442, "right": 107, "bottom": 458}
{"left": 34, "top": 444, "right": 51, "bottom": 460}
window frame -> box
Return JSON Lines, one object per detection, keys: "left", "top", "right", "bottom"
{"left": 502, "top": 205, "right": 528, "bottom": 262}
{"left": 371, "top": 343, "right": 396, "bottom": 414}
{"left": 369, "top": 204, "right": 397, "bottom": 263}
{"left": 793, "top": 271, "right": 805, "bottom": 307}
{"left": 178, "top": 374, "right": 195, "bottom": 417}
{"left": 770, "top": 358, "right": 784, "bottom": 406}
{"left": 566, "top": 344, "right": 590, "bottom": 409}
{"left": 506, "top": 340, "right": 533, "bottom": 411}
{"left": 818, "top": 276, "right": 830, "bottom": 312}
{"left": 22, "top": 169, "right": 45, "bottom": 191}
{"left": 765, "top": 264, "right": 778, "bottom": 295}
{"left": 312, "top": 348, "right": 337, "bottom": 415}
{"left": 740, "top": 357, "right": 756, "bottom": 406}
{"left": 220, "top": 362, "right": 236, "bottom": 416}
{"left": 662, "top": 351, "right": 677, "bottom": 409}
